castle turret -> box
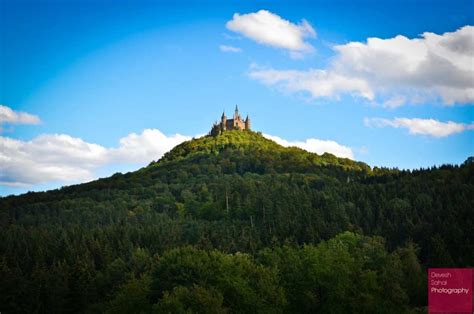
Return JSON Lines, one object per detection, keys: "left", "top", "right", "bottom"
{"left": 245, "top": 114, "right": 251, "bottom": 130}
{"left": 234, "top": 105, "right": 239, "bottom": 119}
{"left": 221, "top": 111, "right": 226, "bottom": 130}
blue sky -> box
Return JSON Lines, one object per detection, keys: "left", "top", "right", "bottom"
{"left": 1, "top": 0, "right": 473, "bottom": 196}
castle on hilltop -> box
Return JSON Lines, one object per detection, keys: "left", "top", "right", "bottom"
{"left": 210, "top": 106, "right": 251, "bottom": 135}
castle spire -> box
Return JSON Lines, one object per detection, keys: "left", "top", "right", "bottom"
{"left": 245, "top": 113, "right": 251, "bottom": 130}
{"left": 234, "top": 105, "right": 239, "bottom": 120}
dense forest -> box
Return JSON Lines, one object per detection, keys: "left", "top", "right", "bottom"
{"left": 1, "top": 130, "right": 473, "bottom": 313}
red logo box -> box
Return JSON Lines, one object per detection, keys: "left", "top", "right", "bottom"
{"left": 428, "top": 268, "right": 473, "bottom": 314}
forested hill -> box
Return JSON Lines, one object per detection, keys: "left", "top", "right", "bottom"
{"left": 1, "top": 130, "right": 371, "bottom": 206}
{"left": 158, "top": 130, "right": 369, "bottom": 170}
{"left": 1, "top": 130, "right": 473, "bottom": 313}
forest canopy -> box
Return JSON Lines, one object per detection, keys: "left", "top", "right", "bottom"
{"left": 1, "top": 130, "right": 472, "bottom": 313}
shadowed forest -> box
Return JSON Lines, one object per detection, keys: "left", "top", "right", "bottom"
{"left": 1, "top": 131, "right": 472, "bottom": 313}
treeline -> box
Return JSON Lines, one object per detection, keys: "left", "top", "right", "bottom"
{"left": 1, "top": 232, "right": 424, "bottom": 313}
{"left": 0, "top": 130, "right": 472, "bottom": 312}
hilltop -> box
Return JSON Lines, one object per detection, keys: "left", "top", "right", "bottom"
{"left": 2, "top": 130, "right": 370, "bottom": 201}
{"left": 0, "top": 129, "right": 473, "bottom": 313}
{"left": 155, "top": 129, "right": 369, "bottom": 170}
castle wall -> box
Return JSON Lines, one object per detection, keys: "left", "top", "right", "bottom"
{"left": 234, "top": 118, "right": 245, "bottom": 130}
{"left": 225, "top": 117, "right": 247, "bottom": 130}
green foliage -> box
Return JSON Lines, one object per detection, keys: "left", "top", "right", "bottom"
{"left": 0, "top": 131, "right": 472, "bottom": 313}
{"left": 157, "top": 130, "right": 368, "bottom": 172}
{"left": 154, "top": 285, "right": 226, "bottom": 314}
{"left": 106, "top": 275, "right": 152, "bottom": 314}
{"left": 150, "top": 246, "right": 285, "bottom": 313}
{"left": 105, "top": 234, "right": 422, "bottom": 314}
{"left": 257, "top": 232, "right": 418, "bottom": 313}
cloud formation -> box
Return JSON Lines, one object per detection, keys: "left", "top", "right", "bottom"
{"left": 0, "top": 134, "right": 107, "bottom": 187}
{"left": 263, "top": 133, "right": 354, "bottom": 159}
{"left": 0, "top": 129, "right": 191, "bottom": 187}
{"left": 249, "top": 68, "right": 374, "bottom": 100}
{"left": 219, "top": 45, "right": 242, "bottom": 53}
{"left": 0, "top": 105, "right": 41, "bottom": 128}
{"left": 250, "top": 25, "right": 474, "bottom": 106}
{"left": 109, "top": 129, "right": 191, "bottom": 163}
{"left": 364, "top": 117, "right": 474, "bottom": 137}
{"left": 226, "top": 10, "right": 316, "bottom": 55}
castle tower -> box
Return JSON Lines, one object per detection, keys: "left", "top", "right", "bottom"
{"left": 221, "top": 111, "right": 226, "bottom": 130}
{"left": 245, "top": 114, "right": 251, "bottom": 130}
{"left": 234, "top": 105, "right": 239, "bottom": 120}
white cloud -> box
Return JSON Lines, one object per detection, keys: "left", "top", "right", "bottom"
{"left": 263, "top": 133, "right": 354, "bottom": 159}
{"left": 0, "top": 134, "right": 107, "bottom": 186}
{"left": 250, "top": 25, "right": 474, "bottom": 106}
{"left": 364, "top": 117, "right": 474, "bottom": 137}
{"left": 226, "top": 10, "right": 315, "bottom": 55}
{"left": 0, "top": 129, "right": 192, "bottom": 186}
{"left": 382, "top": 95, "right": 408, "bottom": 108}
{"left": 249, "top": 67, "right": 374, "bottom": 100}
{"left": 0, "top": 105, "right": 41, "bottom": 127}
{"left": 219, "top": 45, "right": 242, "bottom": 53}
{"left": 109, "top": 129, "right": 191, "bottom": 164}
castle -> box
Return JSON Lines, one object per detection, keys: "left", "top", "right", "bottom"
{"left": 210, "top": 106, "right": 251, "bottom": 135}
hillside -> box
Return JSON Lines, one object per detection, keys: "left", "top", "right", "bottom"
{"left": 1, "top": 130, "right": 473, "bottom": 313}
{"left": 158, "top": 130, "right": 368, "bottom": 170}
